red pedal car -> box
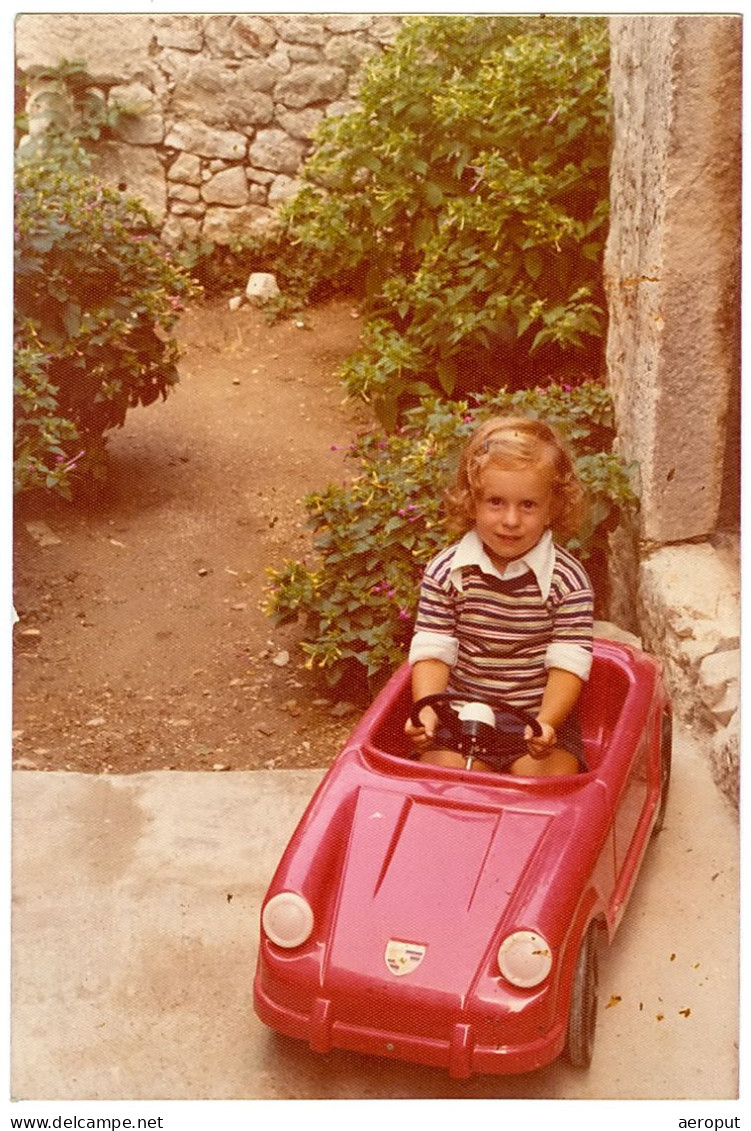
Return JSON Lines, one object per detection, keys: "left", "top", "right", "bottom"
{"left": 253, "top": 638, "right": 672, "bottom": 1078}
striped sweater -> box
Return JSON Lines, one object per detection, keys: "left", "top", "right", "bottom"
{"left": 408, "top": 529, "right": 594, "bottom": 714}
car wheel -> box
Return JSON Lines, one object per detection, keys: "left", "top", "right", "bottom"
{"left": 565, "top": 923, "right": 598, "bottom": 1069}
{"left": 651, "top": 710, "right": 673, "bottom": 836}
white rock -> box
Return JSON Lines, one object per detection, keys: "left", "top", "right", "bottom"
{"left": 637, "top": 542, "right": 740, "bottom": 725}
{"left": 245, "top": 271, "right": 280, "bottom": 304}
{"left": 710, "top": 709, "right": 740, "bottom": 811}
{"left": 698, "top": 649, "right": 740, "bottom": 726}
{"left": 698, "top": 648, "right": 740, "bottom": 702}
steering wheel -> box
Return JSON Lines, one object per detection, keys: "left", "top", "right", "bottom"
{"left": 410, "top": 692, "right": 543, "bottom": 772}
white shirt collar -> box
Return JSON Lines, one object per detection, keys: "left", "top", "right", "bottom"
{"left": 448, "top": 528, "right": 555, "bottom": 600}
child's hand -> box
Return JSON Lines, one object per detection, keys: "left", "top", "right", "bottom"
{"left": 405, "top": 705, "right": 439, "bottom": 746}
{"left": 524, "top": 720, "right": 557, "bottom": 759}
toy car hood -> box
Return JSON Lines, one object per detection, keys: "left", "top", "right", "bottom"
{"left": 324, "top": 778, "right": 605, "bottom": 991}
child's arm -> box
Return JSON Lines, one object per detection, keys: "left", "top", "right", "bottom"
{"left": 525, "top": 667, "right": 584, "bottom": 756}
{"left": 405, "top": 658, "right": 451, "bottom": 745}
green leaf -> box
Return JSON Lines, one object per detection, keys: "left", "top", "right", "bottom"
{"left": 358, "top": 152, "right": 383, "bottom": 174}
{"left": 422, "top": 181, "right": 444, "bottom": 208}
{"left": 62, "top": 304, "right": 81, "bottom": 339}
{"left": 406, "top": 155, "right": 430, "bottom": 176}
{"left": 523, "top": 248, "right": 543, "bottom": 281}
{"left": 435, "top": 360, "right": 457, "bottom": 395}
{"left": 516, "top": 311, "right": 534, "bottom": 337}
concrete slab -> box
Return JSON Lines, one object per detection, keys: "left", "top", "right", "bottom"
{"left": 11, "top": 722, "right": 739, "bottom": 1102}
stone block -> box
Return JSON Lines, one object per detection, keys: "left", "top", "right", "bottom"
{"left": 153, "top": 14, "right": 204, "bottom": 52}
{"left": 267, "top": 175, "right": 304, "bottom": 207}
{"left": 112, "top": 114, "right": 165, "bottom": 147}
{"left": 165, "top": 120, "right": 247, "bottom": 161}
{"left": 275, "top": 64, "right": 347, "bottom": 109}
{"left": 710, "top": 710, "right": 739, "bottom": 812}
{"left": 201, "top": 205, "right": 276, "bottom": 245}
{"left": 267, "top": 51, "right": 292, "bottom": 75}
{"left": 204, "top": 14, "right": 277, "bottom": 57}
{"left": 108, "top": 81, "right": 158, "bottom": 114}
{"left": 170, "top": 202, "right": 205, "bottom": 218}
{"left": 245, "top": 273, "right": 280, "bottom": 305}
{"left": 286, "top": 46, "right": 324, "bottom": 65}
{"left": 15, "top": 13, "right": 159, "bottom": 84}
{"left": 368, "top": 17, "right": 402, "bottom": 44}
{"left": 324, "top": 34, "right": 378, "bottom": 70}
{"left": 637, "top": 542, "right": 740, "bottom": 722}
{"left": 92, "top": 141, "right": 167, "bottom": 224}
{"left": 168, "top": 183, "right": 201, "bottom": 204}
{"left": 274, "top": 15, "right": 327, "bottom": 46}
{"left": 605, "top": 16, "right": 741, "bottom": 544}
{"left": 169, "top": 60, "right": 275, "bottom": 130}
{"left": 248, "top": 129, "right": 306, "bottom": 175}
{"left": 108, "top": 85, "right": 164, "bottom": 147}
{"left": 168, "top": 153, "right": 202, "bottom": 185}
{"left": 201, "top": 167, "right": 249, "bottom": 207}
{"left": 274, "top": 106, "right": 324, "bottom": 141}
{"left": 697, "top": 649, "right": 740, "bottom": 727}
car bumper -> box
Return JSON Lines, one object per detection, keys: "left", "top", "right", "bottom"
{"left": 253, "top": 974, "right": 566, "bottom": 1078}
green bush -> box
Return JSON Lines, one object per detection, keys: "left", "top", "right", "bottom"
{"left": 265, "top": 386, "right": 637, "bottom": 695}
{"left": 266, "top": 15, "right": 611, "bottom": 427}
{"left": 14, "top": 135, "right": 202, "bottom": 496}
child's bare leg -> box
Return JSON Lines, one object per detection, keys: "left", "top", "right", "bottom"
{"left": 510, "top": 747, "right": 579, "bottom": 777}
{"left": 419, "top": 747, "right": 465, "bottom": 768}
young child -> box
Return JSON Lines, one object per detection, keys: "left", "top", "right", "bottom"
{"left": 405, "top": 415, "right": 594, "bottom": 777}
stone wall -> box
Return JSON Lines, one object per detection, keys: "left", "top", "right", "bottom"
{"left": 605, "top": 15, "right": 741, "bottom": 809}
{"left": 15, "top": 13, "right": 400, "bottom": 247}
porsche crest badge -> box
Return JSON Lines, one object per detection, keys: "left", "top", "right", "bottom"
{"left": 385, "top": 940, "right": 426, "bottom": 976}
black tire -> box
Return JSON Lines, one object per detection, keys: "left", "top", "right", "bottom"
{"left": 652, "top": 710, "right": 672, "bottom": 836}
{"left": 565, "top": 923, "right": 599, "bottom": 1069}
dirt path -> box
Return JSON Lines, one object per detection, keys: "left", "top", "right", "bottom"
{"left": 12, "top": 297, "right": 372, "bottom": 774}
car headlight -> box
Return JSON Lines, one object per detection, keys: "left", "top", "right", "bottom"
{"left": 262, "top": 891, "right": 314, "bottom": 948}
{"left": 498, "top": 930, "right": 553, "bottom": 988}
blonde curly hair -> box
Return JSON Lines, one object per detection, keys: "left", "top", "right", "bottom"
{"left": 445, "top": 415, "right": 586, "bottom": 541}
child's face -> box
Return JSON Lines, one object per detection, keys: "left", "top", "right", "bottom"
{"left": 472, "top": 462, "right": 554, "bottom": 567}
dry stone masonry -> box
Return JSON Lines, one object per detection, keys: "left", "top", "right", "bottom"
{"left": 15, "top": 13, "right": 401, "bottom": 247}
{"left": 605, "top": 16, "right": 741, "bottom": 809}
